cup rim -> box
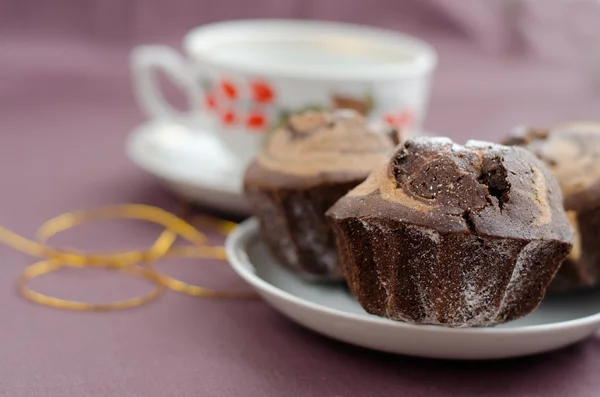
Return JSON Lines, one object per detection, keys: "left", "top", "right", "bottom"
{"left": 183, "top": 19, "right": 438, "bottom": 81}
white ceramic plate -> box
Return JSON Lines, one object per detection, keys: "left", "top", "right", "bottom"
{"left": 126, "top": 120, "right": 250, "bottom": 214}
{"left": 226, "top": 218, "right": 600, "bottom": 360}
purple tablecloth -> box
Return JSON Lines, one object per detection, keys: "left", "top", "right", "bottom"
{"left": 2, "top": 31, "right": 600, "bottom": 396}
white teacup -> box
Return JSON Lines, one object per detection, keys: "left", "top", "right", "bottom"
{"left": 131, "top": 19, "right": 437, "bottom": 170}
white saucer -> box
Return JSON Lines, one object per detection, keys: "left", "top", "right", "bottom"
{"left": 226, "top": 218, "right": 600, "bottom": 360}
{"left": 126, "top": 120, "right": 250, "bottom": 214}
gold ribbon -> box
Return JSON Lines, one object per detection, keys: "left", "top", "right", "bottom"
{"left": 0, "top": 204, "right": 256, "bottom": 311}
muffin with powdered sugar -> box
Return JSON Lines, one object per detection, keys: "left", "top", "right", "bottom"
{"left": 327, "top": 137, "right": 573, "bottom": 327}
{"left": 506, "top": 122, "right": 600, "bottom": 291}
{"left": 244, "top": 109, "right": 397, "bottom": 281}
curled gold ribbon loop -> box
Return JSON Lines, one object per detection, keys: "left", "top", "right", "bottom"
{"left": 17, "top": 260, "right": 166, "bottom": 311}
{"left": 0, "top": 204, "right": 256, "bottom": 311}
{"left": 151, "top": 246, "right": 256, "bottom": 299}
{"left": 36, "top": 204, "right": 206, "bottom": 267}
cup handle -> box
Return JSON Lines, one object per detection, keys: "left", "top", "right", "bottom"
{"left": 130, "top": 45, "right": 202, "bottom": 120}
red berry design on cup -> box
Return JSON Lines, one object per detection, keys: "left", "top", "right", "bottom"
{"left": 251, "top": 81, "right": 275, "bottom": 104}
{"left": 384, "top": 108, "right": 415, "bottom": 129}
{"left": 246, "top": 111, "right": 268, "bottom": 130}
{"left": 205, "top": 92, "right": 217, "bottom": 110}
{"left": 222, "top": 110, "right": 237, "bottom": 125}
{"left": 220, "top": 80, "right": 238, "bottom": 100}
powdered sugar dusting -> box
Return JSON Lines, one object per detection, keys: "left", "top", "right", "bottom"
{"left": 406, "top": 225, "right": 441, "bottom": 244}
{"left": 290, "top": 199, "right": 338, "bottom": 275}
{"left": 457, "top": 239, "right": 517, "bottom": 327}
{"left": 466, "top": 139, "right": 500, "bottom": 149}
{"left": 405, "top": 225, "right": 440, "bottom": 324}
{"left": 361, "top": 226, "right": 541, "bottom": 327}
{"left": 359, "top": 219, "right": 376, "bottom": 233}
{"left": 498, "top": 240, "right": 545, "bottom": 316}
{"left": 255, "top": 196, "right": 299, "bottom": 265}
{"left": 410, "top": 136, "right": 453, "bottom": 145}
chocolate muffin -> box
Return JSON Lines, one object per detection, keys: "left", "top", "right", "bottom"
{"left": 327, "top": 137, "right": 573, "bottom": 327}
{"left": 505, "top": 123, "right": 600, "bottom": 291}
{"left": 244, "top": 109, "right": 396, "bottom": 281}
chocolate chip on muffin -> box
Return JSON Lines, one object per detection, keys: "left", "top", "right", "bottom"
{"left": 327, "top": 137, "right": 573, "bottom": 327}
